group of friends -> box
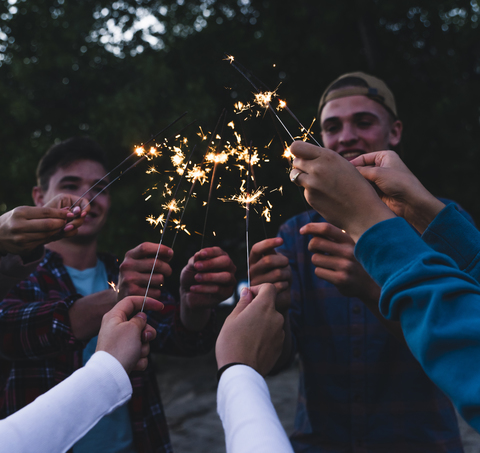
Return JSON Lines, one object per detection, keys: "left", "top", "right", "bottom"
{"left": 0, "top": 71, "right": 479, "bottom": 453}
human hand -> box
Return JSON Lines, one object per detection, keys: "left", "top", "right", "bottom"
{"left": 351, "top": 151, "right": 445, "bottom": 233}
{"left": 118, "top": 242, "right": 173, "bottom": 301}
{"left": 44, "top": 193, "right": 90, "bottom": 238}
{"left": 215, "top": 284, "right": 285, "bottom": 377}
{"left": 300, "top": 222, "right": 380, "bottom": 301}
{"left": 0, "top": 195, "right": 89, "bottom": 256}
{"left": 289, "top": 141, "right": 395, "bottom": 242}
{"left": 250, "top": 238, "right": 291, "bottom": 314}
{"left": 180, "top": 247, "right": 236, "bottom": 330}
{"left": 96, "top": 295, "right": 163, "bottom": 374}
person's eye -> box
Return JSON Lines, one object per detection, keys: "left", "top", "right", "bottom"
{"left": 357, "top": 121, "right": 372, "bottom": 128}
{"left": 324, "top": 125, "right": 339, "bottom": 133}
{"left": 61, "top": 184, "right": 78, "bottom": 190}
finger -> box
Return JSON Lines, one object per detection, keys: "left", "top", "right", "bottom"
{"left": 311, "top": 253, "right": 343, "bottom": 272}
{"left": 193, "top": 254, "right": 235, "bottom": 273}
{"left": 193, "top": 246, "right": 225, "bottom": 261}
{"left": 249, "top": 283, "right": 277, "bottom": 310}
{"left": 142, "top": 324, "right": 157, "bottom": 343}
{"left": 114, "top": 296, "right": 164, "bottom": 319}
{"left": 189, "top": 284, "right": 233, "bottom": 296}
{"left": 350, "top": 152, "right": 381, "bottom": 167}
{"left": 232, "top": 286, "right": 254, "bottom": 313}
{"left": 133, "top": 357, "right": 149, "bottom": 372}
{"left": 139, "top": 341, "right": 150, "bottom": 358}
{"left": 250, "top": 238, "right": 283, "bottom": 264}
{"left": 194, "top": 270, "right": 236, "bottom": 284}
{"left": 301, "top": 223, "right": 354, "bottom": 245}
{"left": 127, "top": 243, "right": 174, "bottom": 262}
{"left": 290, "top": 140, "right": 325, "bottom": 160}
{"left": 356, "top": 166, "right": 383, "bottom": 184}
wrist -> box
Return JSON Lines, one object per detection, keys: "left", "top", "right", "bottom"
{"left": 346, "top": 205, "right": 396, "bottom": 243}
{"left": 405, "top": 194, "right": 445, "bottom": 234}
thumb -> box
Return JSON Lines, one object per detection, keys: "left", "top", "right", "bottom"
{"left": 232, "top": 287, "right": 254, "bottom": 315}
{"left": 356, "top": 166, "right": 381, "bottom": 184}
{"left": 128, "top": 312, "right": 148, "bottom": 333}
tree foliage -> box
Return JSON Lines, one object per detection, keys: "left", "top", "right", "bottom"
{"left": 1, "top": 0, "right": 480, "bottom": 286}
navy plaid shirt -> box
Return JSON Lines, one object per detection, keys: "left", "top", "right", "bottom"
{"left": 278, "top": 208, "right": 464, "bottom": 453}
{"left": 0, "top": 249, "right": 217, "bottom": 453}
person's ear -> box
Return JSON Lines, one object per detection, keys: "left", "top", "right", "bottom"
{"left": 32, "top": 186, "right": 45, "bottom": 207}
{"left": 389, "top": 120, "right": 403, "bottom": 148}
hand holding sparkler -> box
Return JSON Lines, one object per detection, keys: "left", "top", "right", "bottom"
{"left": 249, "top": 238, "right": 291, "bottom": 314}
{"left": 118, "top": 242, "right": 174, "bottom": 302}
{"left": 289, "top": 141, "right": 395, "bottom": 243}
{"left": 352, "top": 151, "right": 446, "bottom": 234}
{"left": 0, "top": 194, "right": 89, "bottom": 257}
{"left": 215, "top": 284, "right": 284, "bottom": 377}
{"left": 96, "top": 295, "right": 163, "bottom": 374}
{"left": 179, "top": 247, "right": 236, "bottom": 331}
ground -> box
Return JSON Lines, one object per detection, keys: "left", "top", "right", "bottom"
{"left": 156, "top": 351, "right": 299, "bottom": 453}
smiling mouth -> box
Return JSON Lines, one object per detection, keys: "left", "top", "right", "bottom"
{"left": 340, "top": 150, "right": 364, "bottom": 161}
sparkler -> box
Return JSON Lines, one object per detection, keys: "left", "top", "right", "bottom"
{"left": 225, "top": 54, "right": 321, "bottom": 146}
{"left": 141, "top": 145, "right": 197, "bottom": 312}
{"left": 70, "top": 112, "right": 188, "bottom": 209}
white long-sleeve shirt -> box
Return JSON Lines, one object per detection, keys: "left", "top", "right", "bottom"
{"left": 217, "top": 364, "right": 294, "bottom": 453}
{"left": 0, "top": 351, "right": 132, "bottom": 453}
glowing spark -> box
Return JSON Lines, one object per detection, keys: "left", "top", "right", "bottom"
{"left": 283, "top": 146, "right": 292, "bottom": 159}
{"left": 224, "top": 54, "right": 235, "bottom": 64}
{"left": 228, "top": 121, "right": 235, "bottom": 129}
{"left": 162, "top": 199, "right": 181, "bottom": 213}
{"left": 197, "top": 127, "right": 208, "bottom": 141}
{"left": 108, "top": 281, "right": 119, "bottom": 292}
{"left": 234, "top": 101, "right": 251, "bottom": 114}
{"left": 262, "top": 206, "right": 272, "bottom": 222}
{"left": 277, "top": 99, "right": 287, "bottom": 111}
{"left": 146, "top": 214, "right": 165, "bottom": 227}
{"left": 254, "top": 91, "right": 276, "bottom": 109}
{"left": 135, "top": 146, "right": 145, "bottom": 156}
{"left": 145, "top": 195, "right": 152, "bottom": 201}
{"left": 206, "top": 151, "right": 229, "bottom": 164}
{"left": 146, "top": 166, "right": 159, "bottom": 174}
{"left": 186, "top": 166, "right": 208, "bottom": 185}
{"left": 223, "top": 187, "right": 265, "bottom": 207}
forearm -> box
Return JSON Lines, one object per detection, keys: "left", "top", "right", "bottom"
{"left": 356, "top": 217, "right": 480, "bottom": 431}
{"left": 217, "top": 364, "right": 293, "bottom": 453}
{"left": 69, "top": 290, "right": 117, "bottom": 340}
{"left": 422, "top": 203, "right": 480, "bottom": 281}
{"left": 0, "top": 351, "right": 131, "bottom": 453}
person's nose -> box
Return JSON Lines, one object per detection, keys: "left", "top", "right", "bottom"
{"left": 338, "top": 124, "right": 358, "bottom": 146}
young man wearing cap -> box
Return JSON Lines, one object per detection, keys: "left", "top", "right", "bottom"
{"left": 250, "top": 72, "right": 469, "bottom": 452}
{"left": 0, "top": 137, "right": 236, "bottom": 453}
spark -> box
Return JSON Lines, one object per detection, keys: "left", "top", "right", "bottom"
{"left": 186, "top": 165, "right": 208, "bottom": 185}
{"left": 162, "top": 199, "right": 181, "bottom": 213}
{"left": 222, "top": 187, "right": 265, "bottom": 207}
{"left": 108, "top": 281, "right": 119, "bottom": 292}
{"left": 277, "top": 99, "right": 287, "bottom": 111}
{"left": 224, "top": 54, "right": 235, "bottom": 64}
{"left": 254, "top": 90, "right": 276, "bottom": 109}
{"left": 283, "top": 146, "right": 293, "bottom": 159}
{"left": 262, "top": 206, "right": 272, "bottom": 222}
{"left": 145, "top": 195, "right": 152, "bottom": 201}
{"left": 206, "top": 151, "right": 229, "bottom": 164}
{"left": 146, "top": 213, "right": 165, "bottom": 228}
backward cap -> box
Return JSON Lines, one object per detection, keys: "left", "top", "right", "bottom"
{"left": 318, "top": 71, "right": 398, "bottom": 119}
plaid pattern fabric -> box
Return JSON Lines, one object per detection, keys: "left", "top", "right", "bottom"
{"left": 277, "top": 207, "right": 465, "bottom": 453}
{"left": 0, "top": 249, "right": 217, "bottom": 453}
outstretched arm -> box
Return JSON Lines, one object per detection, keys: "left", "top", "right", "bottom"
{"left": 216, "top": 284, "right": 292, "bottom": 453}
{"left": 0, "top": 295, "right": 162, "bottom": 453}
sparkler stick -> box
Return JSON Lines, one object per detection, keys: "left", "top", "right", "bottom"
{"left": 225, "top": 54, "right": 321, "bottom": 146}
{"left": 79, "top": 120, "right": 197, "bottom": 209}
{"left": 246, "top": 143, "right": 252, "bottom": 289}
{"left": 141, "top": 145, "right": 197, "bottom": 312}
{"left": 200, "top": 111, "right": 229, "bottom": 249}
{"left": 170, "top": 112, "right": 227, "bottom": 250}
{"left": 70, "top": 112, "right": 188, "bottom": 209}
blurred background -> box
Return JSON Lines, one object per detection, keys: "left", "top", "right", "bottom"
{"left": 1, "top": 0, "right": 480, "bottom": 290}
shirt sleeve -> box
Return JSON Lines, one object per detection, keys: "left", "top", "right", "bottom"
{"left": 0, "top": 351, "right": 132, "bottom": 453}
{"left": 0, "top": 249, "right": 44, "bottom": 300}
{"left": 355, "top": 217, "right": 480, "bottom": 432}
{"left": 217, "top": 364, "right": 294, "bottom": 453}
{"left": 422, "top": 203, "right": 480, "bottom": 281}
{"left": 0, "top": 273, "right": 84, "bottom": 361}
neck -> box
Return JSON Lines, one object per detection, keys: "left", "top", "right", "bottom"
{"left": 46, "top": 237, "right": 98, "bottom": 270}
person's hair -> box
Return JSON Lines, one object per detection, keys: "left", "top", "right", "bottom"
{"left": 36, "top": 137, "right": 109, "bottom": 191}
